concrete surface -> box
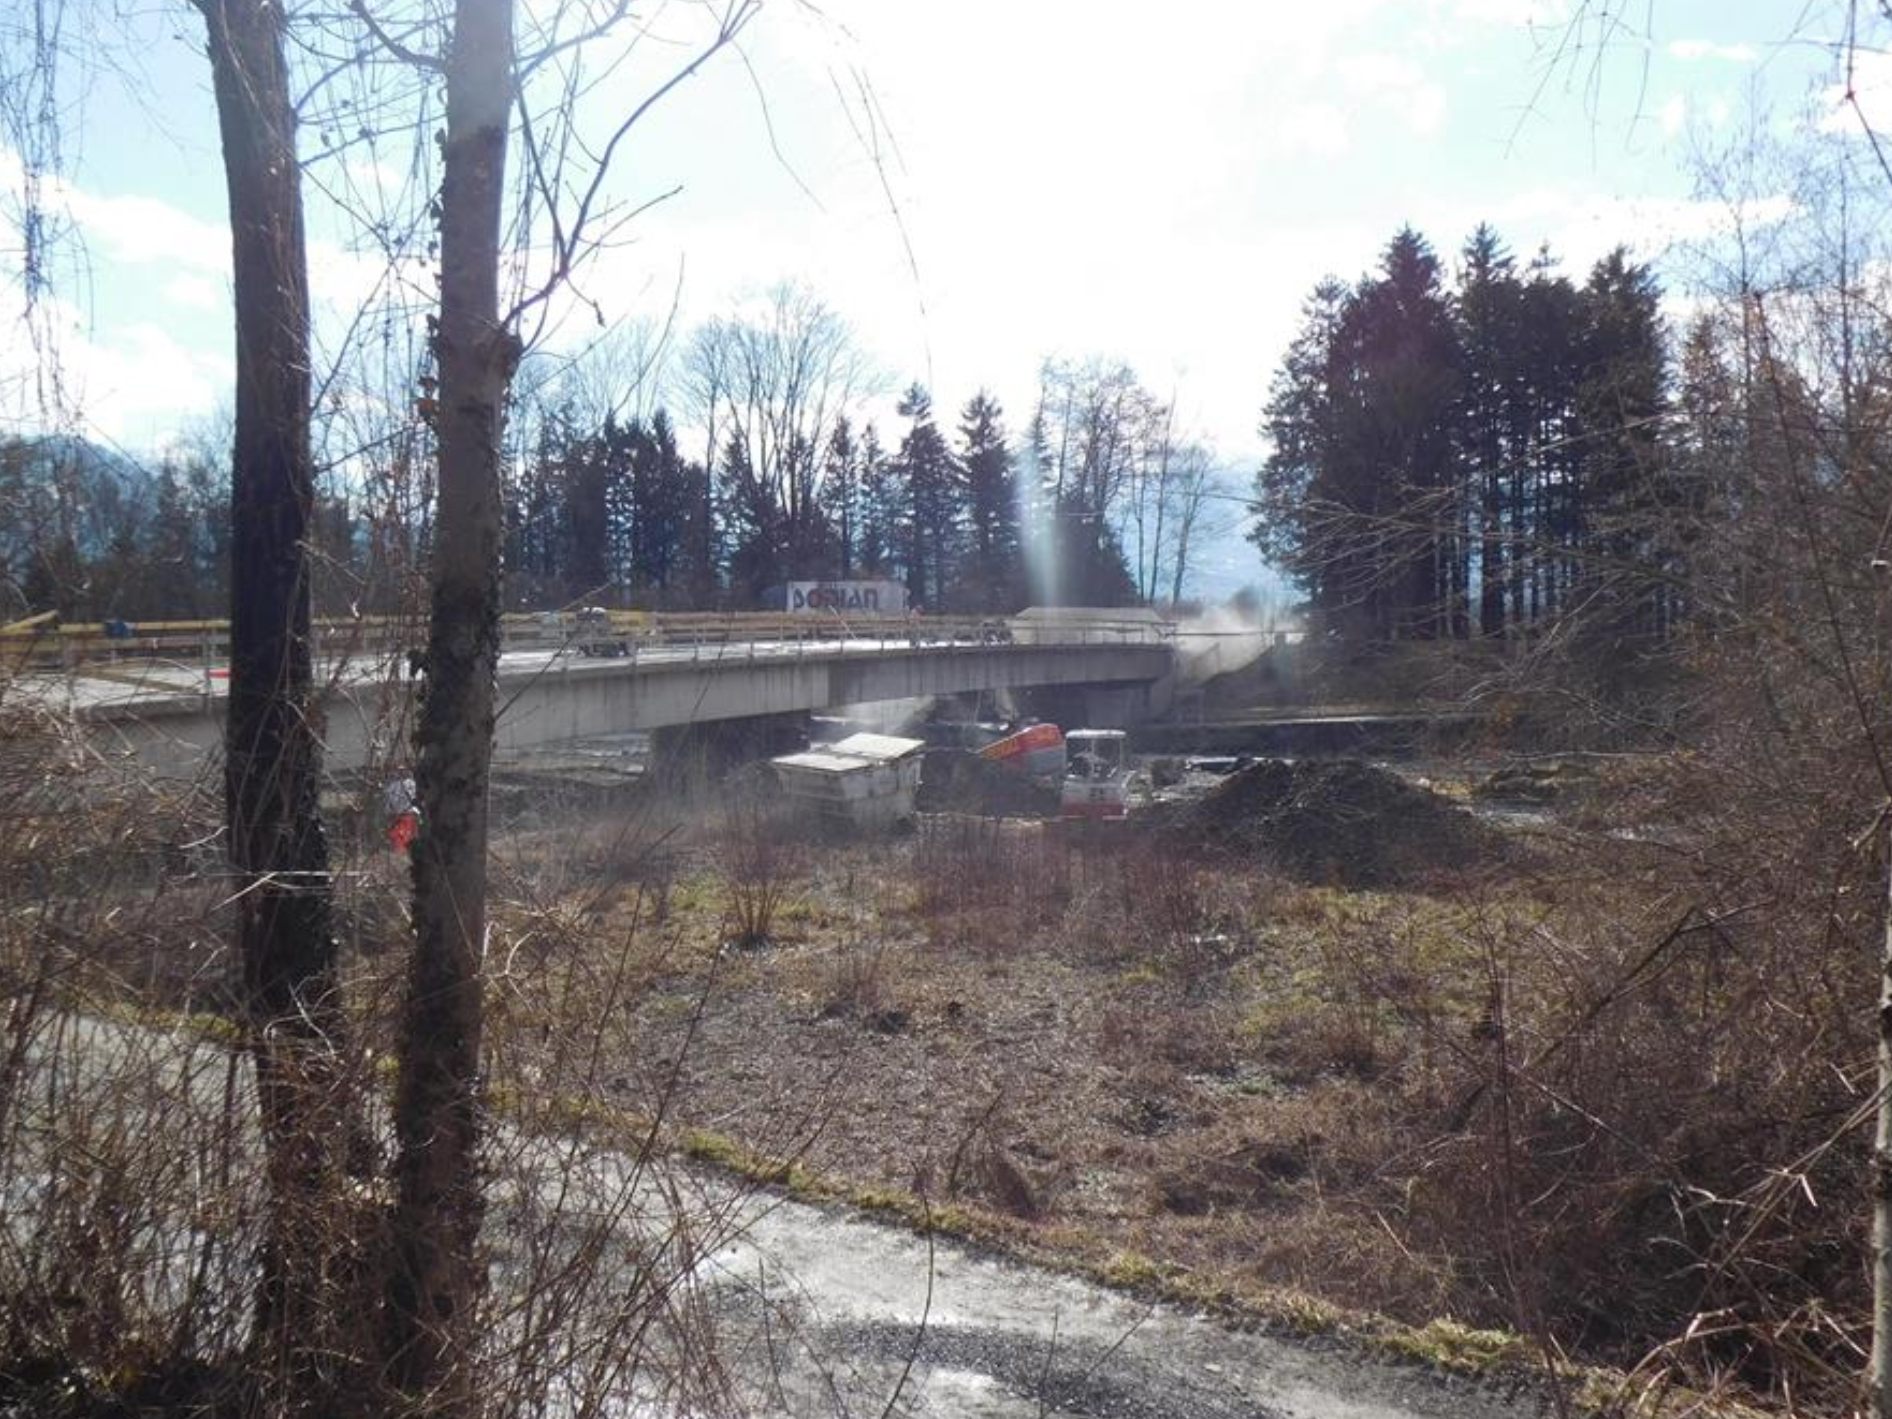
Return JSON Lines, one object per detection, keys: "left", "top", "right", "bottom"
{"left": 21, "top": 636, "right": 1176, "bottom": 779}
{"left": 683, "top": 1181, "right": 1551, "bottom": 1419}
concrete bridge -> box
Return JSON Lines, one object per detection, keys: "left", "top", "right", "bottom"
{"left": 59, "top": 626, "right": 1176, "bottom": 780}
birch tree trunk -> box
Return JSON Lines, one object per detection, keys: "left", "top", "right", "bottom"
{"left": 385, "top": 0, "right": 515, "bottom": 1404}
{"left": 198, "top": 0, "right": 354, "bottom": 1403}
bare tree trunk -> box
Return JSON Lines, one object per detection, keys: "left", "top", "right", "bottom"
{"left": 198, "top": 0, "right": 354, "bottom": 1403}
{"left": 386, "top": 0, "right": 514, "bottom": 1404}
{"left": 1168, "top": 475, "right": 1196, "bottom": 609}
{"left": 1873, "top": 826, "right": 1892, "bottom": 1419}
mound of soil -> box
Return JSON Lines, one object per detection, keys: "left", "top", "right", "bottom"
{"left": 916, "top": 748, "right": 1060, "bottom": 817}
{"left": 1149, "top": 757, "right": 1489, "bottom": 886}
{"left": 1473, "top": 758, "right": 1596, "bottom": 805}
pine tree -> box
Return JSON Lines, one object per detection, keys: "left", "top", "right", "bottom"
{"left": 955, "top": 391, "right": 1022, "bottom": 611}
{"left": 1258, "top": 223, "right": 1681, "bottom": 654}
{"left": 1255, "top": 276, "right": 1352, "bottom": 616}
{"left": 779, "top": 432, "right": 835, "bottom": 577}
{"left": 721, "top": 432, "right": 781, "bottom": 603}
{"left": 1574, "top": 246, "right": 1669, "bottom": 641}
{"left": 622, "top": 409, "right": 701, "bottom": 602}
{"left": 1515, "top": 246, "right": 1585, "bottom": 625}
{"left": 1346, "top": 227, "right": 1462, "bottom": 637}
{"left": 1455, "top": 224, "right": 1525, "bottom": 637}
{"left": 894, "top": 385, "right": 957, "bottom": 608}
{"left": 820, "top": 416, "right": 860, "bottom": 578}
{"left": 561, "top": 425, "right": 613, "bottom": 598}
{"left": 857, "top": 422, "right": 895, "bottom": 578}
{"left": 149, "top": 460, "right": 208, "bottom": 618}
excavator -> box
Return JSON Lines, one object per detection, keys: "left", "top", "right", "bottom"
{"left": 1058, "top": 729, "right": 1132, "bottom": 820}
{"left": 976, "top": 721, "right": 1132, "bottom": 820}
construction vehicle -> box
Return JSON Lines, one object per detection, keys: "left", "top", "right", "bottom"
{"left": 977, "top": 721, "right": 1065, "bottom": 782}
{"left": 1060, "top": 729, "right": 1132, "bottom": 820}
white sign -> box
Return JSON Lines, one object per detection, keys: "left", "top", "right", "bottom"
{"left": 786, "top": 580, "right": 908, "bottom": 615}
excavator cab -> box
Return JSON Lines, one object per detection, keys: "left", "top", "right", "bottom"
{"left": 1060, "top": 729, "right": 1130, "bottom": 820}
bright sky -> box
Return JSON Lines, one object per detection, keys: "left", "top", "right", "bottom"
{"left": 0, "top": 0, "right": 1877, "bottom": 596}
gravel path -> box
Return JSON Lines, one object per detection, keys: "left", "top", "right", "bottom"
{"left": 31, "top": 1013, "right": 1558, "bottom": 1419}
{"left": 695, "top": 1184, "right": 1554, "bottom": 1419}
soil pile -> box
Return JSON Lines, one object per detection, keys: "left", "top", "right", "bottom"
{"left": 1474, "top": 758, "right": 1596, "bottom": 805}
{"left": 917, "top": 749, "right": 1060, "bottom": 817}
{"left": 1152, "top": 757, "right": 1488, "bottom": 886}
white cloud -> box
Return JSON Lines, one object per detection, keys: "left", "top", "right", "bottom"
{"left": 1819, "top": 49, "right": 1892, "bottom": 137}
{"left": 1467, "top": 187, "right": 1797, "bottom": 271}
{"left": 63, "top": 186, "right": 231, "bottom": 278}
{"left": 1656, "top": 90, "right": 1733, "bottom": 139}
{"left": 0, "top": 296, "right": 231, "bottom": 444}
{"left": 0, "top": 0, "right": 1809, "bottom": 472}
{"left": 162, "top": 272, "right": 226, "bottom": 313}
{"left": 1668, "top": 39, "right": 1759, "bottom": 64}
{"left": 1272, "top": 102, "right": 1355, "bottom": 159}
{"left": 1337, "top": 52, "right": 1450, "bottom": 136}
{"left": 1450, "top": 0, "right": 1567, "bottom": 25}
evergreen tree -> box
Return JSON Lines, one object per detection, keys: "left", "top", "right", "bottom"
{"left": 148, "top": 460, "right": 209, "bottom": 617}
{"left": 1343, "top": 226, "right": 1462, "bottom": 637}
{"left": 1455, "top": 224, "right": 1525, "bottom": 637}
{"left": 623, "top": 409, "right": 702, "bottom": 602}
{"left": 857, "top": 422, "right": 896, "bottom": 578}
{"left": 819, "top": 416, "right": 860, "bottom": 577}
{"left": 598, "top": 415, "right": 637, "bottom": 594}
{"left": 561, "top": 424, "right": 613, "bottom": 598}
{"left": 506, "top": 404, "right": 576, "bottom": 602}
{"left": 1256, "top": 222, "right": 1689, "bottom": 655}
{"left": 1515, "top": 247, "right": 1586, "bottom": 624}
{"left": 778, "top": 432, "right": 835, "bottom": 577}
{"left": 1255, "top": 277, "right": 1352, "bottom": 615}
{"left": 954, "top": 391, "right": 1022, "bottom": 611}
{"left": 893, "top": 385, "right": 957, "bottom": 608}
{"left": 721, "top": 432, "right": 782, "bottom": 603}
{"left": 1574, "top": 246, "right": 1669, "bottom": 640}
{"left": 1019, "top": 404, "right": 1056, "bottom": 605}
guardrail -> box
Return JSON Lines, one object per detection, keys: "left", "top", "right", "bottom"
{"left": 2, "top": 609, "right": 1177, "bottom": 673}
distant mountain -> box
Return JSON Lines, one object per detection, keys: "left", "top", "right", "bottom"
{"left": 0, "top": 433, "right": 164, "bottom": 618}
{"left": 1, "top": 432, "right": 156, "bottom": 556}
{"left": 11, "top": 431, "right": 152, "bottom": 498}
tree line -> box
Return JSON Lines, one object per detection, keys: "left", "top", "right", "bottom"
{"left": 1, "top": 303, "right": 1234, "bottom": 625}
{"left": 1255, "top": 223, "right": 1675, "bottom": 648}
{"left": 0, "top": 437, "right": 234, "bottom": 621}
{"left": 504, "top": 290, "right": 1227, "bottom": 614}
{"left": 502, "top": 384, "right": 1041, "bottom": 613}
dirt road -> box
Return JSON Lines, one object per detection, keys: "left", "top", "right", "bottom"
{"left": 696, "top": 1182, "right": 1549, "bottom": 1418}
{"left": 24, "top": 1014, "right": 1551, "bottom": 1418}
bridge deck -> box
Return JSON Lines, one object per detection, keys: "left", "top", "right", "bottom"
{"left": 40, "top": 632, "right": 1175, "bottom": 778}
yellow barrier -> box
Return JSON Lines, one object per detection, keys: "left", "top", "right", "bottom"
{"left": 0, "top": 608, "right": 1168, "bottom": 670}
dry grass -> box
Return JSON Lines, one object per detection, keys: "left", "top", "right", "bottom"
{"left": 0, "top": 694, "right": 780, "bottom": 1417}
{"left": 488, "top": 779, "right": 1874, "bottom": 1415}
{"left": 5, "top": 659, "right": 1871, "bottom": 1417}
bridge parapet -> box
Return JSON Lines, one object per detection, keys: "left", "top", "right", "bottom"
{"left": 3, "top": 609, "right": 1175, "bottom": 675}
{"left": 19, "top": 616, "right": 1179, "bottom": 780}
